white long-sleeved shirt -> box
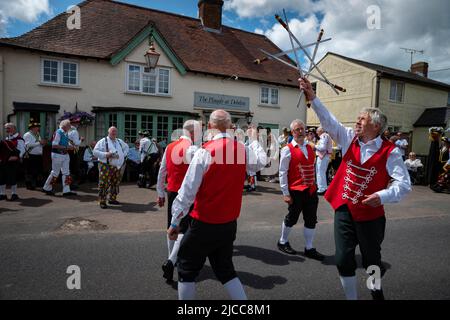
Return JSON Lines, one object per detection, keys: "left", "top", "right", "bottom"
{"left": 170, "top": 132, "right": 267, "bottom": 226}
{"left": 23, "top": 131, "right": 43, "bottom": 156}
{"left": 68, "top": 126, "right": 82, "bottom": 146}
{"left": 315, "top": 132, "right": 332, "bottom": 158}
{"left": 311, "top": 97, "right": 411, "bottom": 204}
{"left": 6, "top": 133, "right": 26, "bottom": 158}
{"left": 279, "top": 139, "right": 311, "bottom": 196}
{"left": 395, "top": 139, "right": 408, "bottom": 156}
{"left": 93, "top": 136, "right": 129, "bottom": 169}
{"left": 404, "top": 159, "right": 423, "bottom": 172}
{"left": 156, "top": 136, "right": 199, "bottom": 198}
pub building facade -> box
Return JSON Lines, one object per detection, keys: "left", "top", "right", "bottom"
{"left": 0, "top": 0, "right": 305, "bottom": 145}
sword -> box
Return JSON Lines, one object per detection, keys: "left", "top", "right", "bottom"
{"left": 275, "top": 14, "right": 340, "bottom": 95}
{"left": 253, "top": 37, "right": 332, "bottom": 65}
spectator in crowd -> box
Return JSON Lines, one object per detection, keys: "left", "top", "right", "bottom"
{"left": 23, "top": 119, "right": 46, "bottom": 190}
{"left": 404, "top": 152, "right": 423, "bottom": 185}
{"left": 395, "top": 132, "right": 409, "bottom": 161}
{"left": 82, "top": 140, "right": 98, "bottom": 182}
{"left": 126, "top": 140, "right": 141, "bottom": 181}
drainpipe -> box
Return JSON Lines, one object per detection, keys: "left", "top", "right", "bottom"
{"left": 375, "top": 72, "right": 381, "bottom": 108}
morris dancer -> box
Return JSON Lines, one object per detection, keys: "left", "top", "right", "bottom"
{"left": 300, "top": 77, "right": 411, "bottom": 300}
{"left": 277, "top": 119, "right": 325, "bottom": 261}
{"left": 93, "top": 127, "right": 129, "bottom": 209}
{"left": 156, "top": 120, "right": 201, "bottom": 282}
{"left": 0, "top": 123, "right": 25, "bottom": 201}
{"left": 23, "top": 119, "right": 46, "bottom": 190}
{"left": 168, "top": 110, "right": 267, "bottom": 300}
{"left": 43, "top": 120, "right": 77, "bottom": 196}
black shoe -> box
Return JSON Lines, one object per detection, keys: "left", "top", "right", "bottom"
{"left": 62, "top": 192, "right": 77, "bottom": 197}
{"left": 0, "top": 195, "right": 7, "bottom": 201}
{"left": 162, "top": 260, "right": 174, "bottom": 282}
{"left": 371, "top": 289, "right": 385, "bottom": 300}
{"left": 304, "top": 248, "right": 325, "bottom": 261}
{"left": 100, "top": 202, "right": 108, "bottom": 209}
{"left": 277, "top": 241, "right": 297, "bottom": 255}
{"left": 317, "top": 191, "right": 326, "bottom": 196}
{"left": 108, "top": 199, "right": 120, "bottom": 205}
{"left": 43, "top": 190, "right": 55, "bottom": 196}
{"left": 9, "top": 194, "right": 19, "bottom": 201}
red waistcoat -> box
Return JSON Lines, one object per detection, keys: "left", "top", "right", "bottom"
{"left": 190, "top": 137, "right": 247, "bottom": 224}
{"left": 287, "top": 143, "right": 317, "bottom": 194}
{"left": 165, "top": 138, "right": 192, "bottom": 193}
{"left": 325, "top": 137, "right": 395, "bottom": 221}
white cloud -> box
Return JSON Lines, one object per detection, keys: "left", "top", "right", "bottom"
{"left": 0, "top": 0, "right": 51, "bottom": 36}
{"left": 226, "top": 0, "right": 450, "bottom": 84}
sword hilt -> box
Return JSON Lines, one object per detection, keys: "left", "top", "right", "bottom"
{"left": 317, "top": 29, "right": 324, "bottom": 42}
{"left": 253, "top": 57, "right": 268, "bottom": 64}
{"left": 275, "top": 14, "right": 288, "bottom": 29}
{"left": 334, "top": 84, "right": 346, "bottom": 92}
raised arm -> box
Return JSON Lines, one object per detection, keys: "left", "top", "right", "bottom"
{"left": 299, "top": 78, "right": 355, "bottom": 154}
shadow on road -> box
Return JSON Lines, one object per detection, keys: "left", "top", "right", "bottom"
{"left": 17, "top": 197, "right": 52, "bottom": 208}
{"left": 233, "top": 245, "right": 305, "bottom": 265}
{"left": 108, "top": 202, "right": 158, "bottom": 213}
{"left": 319, "top": 254, "right": 391, "bottom": 272}
{"left": 242, "top": 185, "right": 281, "bottom": 197}
{"left": 166, "top": 265, "right": 288, "bottom": 290}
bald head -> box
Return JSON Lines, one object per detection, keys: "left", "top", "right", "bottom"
{"left": 108, "top": 126, "right": 118, "bottom": 140}
{"left": 209, "top": 109, "right": 232, "bottom": 132}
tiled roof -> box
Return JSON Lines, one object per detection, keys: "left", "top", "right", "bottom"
{"left": 0, "top": 0, "right": 299, "bottom": 87}
{"left": 326, "top": 52, "right": 450, "bottom": 91}
{"left": 413, "top": 107, "right": 449, "bottom": 127}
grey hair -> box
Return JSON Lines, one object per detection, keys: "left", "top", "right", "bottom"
{"left": 59, "top": 119, "right": 71, "bottom": 128}
{"left": 4, "top": 122, "right": 16, "bottom": 130}
{"left": 290, "top": 119, "right": 305, "bottom": 130}
{"left": 360, "top": 108, "right": 387, "bottom": 134}
{"left": 209, "top": 110, "right": 231, "bottom": 129}
{"left": 183, "top": 119, "right": 201, "bottom": 135}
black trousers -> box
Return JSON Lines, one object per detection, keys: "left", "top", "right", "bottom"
{"left": 0, "top": 161, "right": 20, "bottom": 186}
{"left": 69, "top": 151, "right": 80, "bottom": 180}
{"left": 167, "top": 191, "right": 191, "bottom": 234}
{"left": 284, "top": 189, "right": 319, "bottom": 229}
{"left": 177, "top": 219, "right": 237, "bottom": 284}
{"left": 24, "top": 154, "right": 43, "bottom": 188}
{"left": 334, "top": 205, "right": 386, "bottom": 277}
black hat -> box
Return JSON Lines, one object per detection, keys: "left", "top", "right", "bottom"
{"left": 139, "top": 130, "right": 150, "bottom": 137}
{"left": 28, "top": 119, "right": 41, "bottom": 129}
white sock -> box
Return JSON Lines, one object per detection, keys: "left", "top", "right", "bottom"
{"left": 11, "top": 185, "right": 17, "bottom": 195}
{"left": 279, "top": 222, "right": 291, "bottom": 244}
{"left": 169, "top": 234, "right": 184, "bottom": 264}
{"left": 224, "top": 277, "right": 247, "bottom": 300}
{"left": 304, "top": 227, "right": 316, "bottom": 250}
{"left": 178, "top": 281, "right": 196, "bottom": 300}
{"left": 0, "top": 185, "right": 5, "bottom": 195}
{"left": 340, "top": 276, "right": 358, "bottom": 300}
{"left": 167, "top": 236, "right": 175, "bottom": 257}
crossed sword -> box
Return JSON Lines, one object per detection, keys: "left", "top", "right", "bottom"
{"left": 254, "top": 9, "right": 346, "bottom": 108}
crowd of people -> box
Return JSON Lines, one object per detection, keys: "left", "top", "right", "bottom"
{"left": 2, "top": 76, "right": 450, "bottom": 300}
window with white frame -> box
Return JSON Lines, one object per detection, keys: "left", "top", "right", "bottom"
{"left": 127, "top": 64, "right": 171, "bottom": 95}
{"left": 41, "top": 58, "right": 79, "bottom": 86}
{"left": 260, "top": 87, "right": 279, "bottom": 106}
{"left": 389, "top": 81, "right": 405, "bottom": 103}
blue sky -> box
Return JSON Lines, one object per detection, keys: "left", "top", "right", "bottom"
{"left": 1, "top": 0, "right": 449, "bottom": 84}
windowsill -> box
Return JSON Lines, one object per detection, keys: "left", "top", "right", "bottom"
{"left": 258, "top": 104, "right": 281, "bottom": 109}
{"left": 39, "top": 83, "right": 81, "bottom": 90}
{"left": 387, "top": 99, "right": 404, "bottom": 104}
{"left": 125, "top": 91, "right": 172, "bottom": 98}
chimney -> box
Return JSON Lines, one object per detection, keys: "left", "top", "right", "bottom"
{"left": 198, "top": 0, "right": 223, "bottom": 31}
{"left": 411, "top": 61, "right": 429, "bottom": 78}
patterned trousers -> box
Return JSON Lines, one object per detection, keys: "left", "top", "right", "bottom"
{"left": 98, "top": 162, "right": 121, "bottom": 203}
